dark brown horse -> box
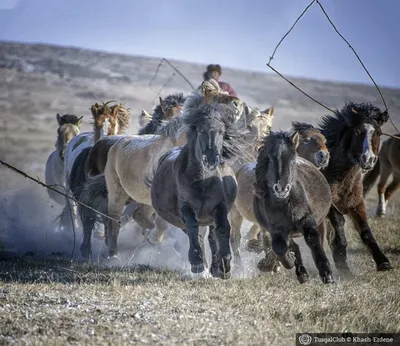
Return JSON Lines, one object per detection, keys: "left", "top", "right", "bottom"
{"left": 318, "top": 102, "right": 392, "bottom": 274}
{"left": 363, "top": 133, "right": 400, "bottom": 217}
{"left": 253, "top": 130, "right": 334, "bottom": 284}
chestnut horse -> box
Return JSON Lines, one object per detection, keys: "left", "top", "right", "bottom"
{"left": 318, "top": 102, "right": 392, "bottom": 274}
{"left": 363, "top": 134, "right": 400, "bottom": 217}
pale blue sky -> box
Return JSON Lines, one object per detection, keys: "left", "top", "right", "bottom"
{"left": 0, "top": 0, "right": 399, "bottom": 88}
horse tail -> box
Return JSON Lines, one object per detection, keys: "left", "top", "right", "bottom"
{"left": 363, "top": 157, "right": 380, "bottom": 197}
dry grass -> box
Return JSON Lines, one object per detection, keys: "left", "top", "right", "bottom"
{"left": 1, "top": 211, "right": 400, "bottom": 345}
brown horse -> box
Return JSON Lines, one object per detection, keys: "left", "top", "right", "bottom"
{"left": 318, "top": 102, "right": 392, "bottom": 274}
{"left": 230, "top": 122, "right": 330, "bottom": 267}
{"left": 252, "top": 130, "right": 334, "bottom": 284}
{"left": 77, "top": 80, "right": 243, "bottom": 259}
{"left": 363, "top": 134, "right": 400, "bottom": 217}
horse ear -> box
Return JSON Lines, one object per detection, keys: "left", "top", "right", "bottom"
{"left": 56, "top": 113, "right": 61, "bottom": 125}
{"left": 77, "top": 116, "right": 84, "bottom": 127}
{"left": 289, "top": 131, "right": 300, "bottom": 150}
{"left": 244, "top": 104, "right": 252, "bottom": 116}
{"left": 159, "top": 97, "right": 167, "bottom": 113}
{"left": 266, "top": 106, "right": 274, "bottom": 117}
{"left": 139, "top": 109, "right": 152, "bottom": 127}
{"left": 377, "top": 110, "right": 389, "bottom": 126}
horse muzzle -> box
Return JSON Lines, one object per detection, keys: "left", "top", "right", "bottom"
{"left": 360, "top": 153, "right": 377, "bottom": 171}
{"left": 202, "top": 154, "right": 221, "bottom": 172}
{"left": 315, "top": 150, "right": 330, "bottom": 168}
{"left": 272, "top": 183, "right": 291, "bottom": 199}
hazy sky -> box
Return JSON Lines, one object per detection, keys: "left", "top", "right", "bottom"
{"left": 0, "top": 0, "right": 399, "bottom": 88}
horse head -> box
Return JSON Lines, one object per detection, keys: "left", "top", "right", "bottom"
{"left": 291, "top": 122, "right": 330, "bottom": 169}
{"left": 255, "top": 130, "right": 300, "bottom": 200}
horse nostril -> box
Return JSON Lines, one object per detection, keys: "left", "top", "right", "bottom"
{"left": 202, "top": 155, "right": 208, "bottom": 164}
{"left": 372, "top": 156, "right": 378, "bottom": 165}
{"left": 285, "top": 185, "right": 290, "bottom": 192}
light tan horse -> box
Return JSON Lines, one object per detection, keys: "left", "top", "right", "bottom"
{"left": 363, "top": 133, "right": 400, "bottom": 217}
{"left": 45, "top": 113, "right": 83, "bottom": 205}
{"left": 230, "top": 122, "right": 330, "bottom": 268}
{"left": 79, "top": 80, "right": 244, "bottom": 258}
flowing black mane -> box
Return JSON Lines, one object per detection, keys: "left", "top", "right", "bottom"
{"left": 138, "top": 93, "right": 186, "bottom": 135}
{"left": 318, "top": 102, "right": 387, "bottom": 149}
{"left": 291, "top": 121, "right": 319, "bottom": 135}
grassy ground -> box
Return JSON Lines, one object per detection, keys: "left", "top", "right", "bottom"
{"left": 1, "top": 208, "right": 399, "bottom": 345}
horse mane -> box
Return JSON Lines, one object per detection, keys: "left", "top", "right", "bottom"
{"left": 182, "top": 102, "right": 247, "bottom": 161}
{"left": 138, "top": 93, "right": 186, "bottom": 135}
{"left": 110, "top": 104, "right": 130, "bottom": 133}
{"left": 58, "top": 114, "right": 81, "bottom": 126}
{"left": 291, "top": 121, "right": 319, "bottom": 135}
{"left": 318, "top": 102, "right": 385, "bottom": 149}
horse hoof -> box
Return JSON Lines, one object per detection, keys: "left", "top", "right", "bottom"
{"left": 322, "top": 274, "right": 335, "bottom": 284}
{"left": 145, "top": 231, "right": 162, "bottom": 245}
{"left": 297, "top": 273, "right": 310, "bottom": 284}
{"left": 191, "top": 263, "right": 205, "bottom": 274}
{"left": 377, "top": 262, "right": 393, "bottom": 271}
{"left": 217, "top": 269, "right": 231, "bottom": 280}
{"left": 108, "top": 255, "right": 121, "bottom": 264}
{"left": 257, "top": 256, "right": 278, "bottom": 273}
{"left": 279, "top": 252, "right": 295, "bottom": 270}
{"left": 245, "top": 239, "right": 263, "bottom": 254}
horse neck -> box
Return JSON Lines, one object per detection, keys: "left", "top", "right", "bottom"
{"left": 185, "top": 139, "right": 215, "bottom": 182}
{"left": 325, "top": 142, "right": 362, "bottom": 182}
{"left": 56, "top": 135, "right": 65, "bottom": 160}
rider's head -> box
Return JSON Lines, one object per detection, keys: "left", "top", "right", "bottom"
{"left": 205, "top": 64, "right": 222, "bottom": 81}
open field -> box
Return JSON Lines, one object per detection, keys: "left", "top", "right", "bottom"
{"left": 0, "top": 41, "right": 400, "bottom": 345}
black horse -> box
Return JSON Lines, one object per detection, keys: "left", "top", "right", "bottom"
{"left": 148, "top": 101, "right": 245, "bottom": 279}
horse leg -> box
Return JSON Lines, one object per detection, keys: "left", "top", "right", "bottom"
{"left": 257, "top": 230, "right": 280, "bottom": 273}
{"left": 213, "top": 203, "right": 232, "bottom": 279}
{"left": 229, "top": 205, "right": 243, "bottom": 270}
{"left": 245, "top": 224, "right": 263, "bottom": 254}
{"left": 79, "top": 204, "right": 96, "bottom": 259}
{"left": 327, "top": 207, "right": 351, "bottom": 276}
{"left": 289, "top": 239, "right": 310, "bottom": 284}
{"left": 303, "top": 223, "right": 334, "bottom": 284}
{"left": 180, "top": 202, "right": 204, "bottom": 274}
{"left": 106, "top": 182, "right": 129, "bottom": 259}
{"left": 376, "top": 166, "right": 391, "bottom": 217}
{"left": 349, "top": 203, "right": 393, "bottom": 271}
{"left": 383, "top": 174, "right": 400, "bottom": 210}
{"left": 132, "top": 204, "right": 155, "bottom": 236}
{"left": 208, "top": 225, "right": 219, "bottom": 277}
{"left": 270, "top": 230, "right": 294, "bottom": 270}
{"left": 198, "top": 226, "right": 208, "bottom": 269}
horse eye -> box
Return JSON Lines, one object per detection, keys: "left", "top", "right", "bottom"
{"left": 303, "top": 138, "right": 310, "bottom": 143}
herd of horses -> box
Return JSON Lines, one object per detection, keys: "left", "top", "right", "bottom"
{"left": 44, "top": 78, "right": 399, "bottom": 284}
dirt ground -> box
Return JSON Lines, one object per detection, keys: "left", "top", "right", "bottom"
{"left": 1, "top": 41, "right": 400, "bottom": 345}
